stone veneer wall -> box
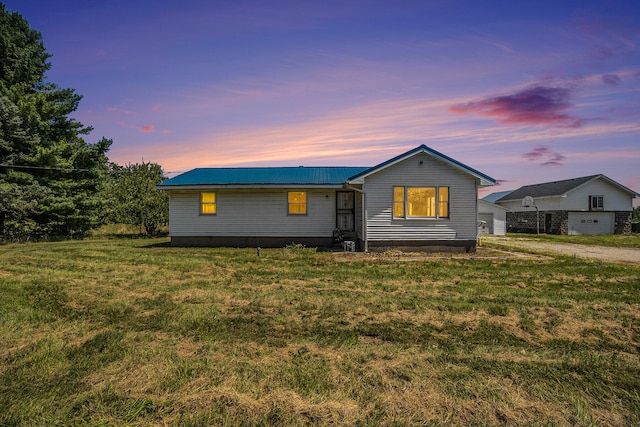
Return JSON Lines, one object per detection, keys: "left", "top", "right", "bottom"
{"left": 506, "top": 211, "right": 553, "bottom": 234}
{"left": 614, "top": 211, "right": 632, "bottom": 234}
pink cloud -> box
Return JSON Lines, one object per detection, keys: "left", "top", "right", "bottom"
{"left": 449, "top": 85, "right": 586, "bottom": 128}
{"left": 522, "top": 145, "right": 566, "bottom": 166}
{"left": 139, "top": 125, "right": 155, "bottom": 133}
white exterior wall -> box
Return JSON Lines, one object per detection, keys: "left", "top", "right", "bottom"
{"left": 501, "top": 178, "right": 634, "bottom": 212}
{"left": 563, "top": 180, "right": 633, "bottom": 211}
{"left": 168, "top": 189, "right": 337, "bottom": 237}
{"left": 478, "top": 200, "right": 507, "bottom": 235}
{"left": 362, "top": 153, "right": 479, "bottom": 241}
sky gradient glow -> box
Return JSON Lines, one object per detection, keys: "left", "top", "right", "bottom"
{"left": 5, "top": 0, "right": 640, "bottom": 199}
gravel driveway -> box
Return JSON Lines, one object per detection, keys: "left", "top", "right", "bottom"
{"left": 486, "top": 237, "right": 640, "bottom": 265}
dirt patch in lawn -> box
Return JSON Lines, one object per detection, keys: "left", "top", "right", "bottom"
{"left": 486, "top": 237, "right": 640, "bottom": 265}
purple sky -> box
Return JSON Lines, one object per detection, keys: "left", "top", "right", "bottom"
{"left": 5, "top": 0, "right": 640, "bottom": 200}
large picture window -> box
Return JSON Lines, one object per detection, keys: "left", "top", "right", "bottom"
{"left": 393, "top": 186, "right": 449, "bottom": 218}
{"left": 200, "top": 192, "right": 217, "bottom": 215}
{"left": 288, "top": 191, "right": 307, "bottom": 215}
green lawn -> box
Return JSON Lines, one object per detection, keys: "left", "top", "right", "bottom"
{"left": 1, "top": 237, "right": 639, "bottom": 426}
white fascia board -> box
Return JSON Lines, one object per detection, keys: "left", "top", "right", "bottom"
{"left": 158, "top": 184, "right": 345, "bottom": 190}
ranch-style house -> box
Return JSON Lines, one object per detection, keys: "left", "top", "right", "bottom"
{"left": 158, "top": 145, "right": 496, "bottom": 251}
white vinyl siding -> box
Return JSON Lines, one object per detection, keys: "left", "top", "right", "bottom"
{"left": 478, "top": 200, "right": 507, "bottom": 236}
{"left": 362, "top": 153, "right": 478, "bottom": 241}
{"left": 168, "top": 189, "right": 335, "bottom": 237}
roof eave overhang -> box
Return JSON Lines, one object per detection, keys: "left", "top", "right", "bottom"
{"left": 498, "top": 194, "right": 563, "bottom": 203}
{"left": 479, "top": 199, "right": 510, "bottom": 211}
{"left": 157, "top": 183, "right": 345, "bottom": 190}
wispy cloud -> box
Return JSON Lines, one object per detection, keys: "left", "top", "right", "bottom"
{"left": 522, "top": 145, "right": 566, "bottom": 166}
{"left": 449, "top": 85, "right": 588, "bottom": 128}
{"left": 602, "top": 73, "right": 621, "bottom": 86}
{"left": 139, "top": 125, "right": 154, "bottom": 133}
{"left": 108, "top": 91, "right": 640, "bottom": 173}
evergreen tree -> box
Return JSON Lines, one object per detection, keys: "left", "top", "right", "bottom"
{"left": 0, "top": 4, "right": 111, "bottom": 240}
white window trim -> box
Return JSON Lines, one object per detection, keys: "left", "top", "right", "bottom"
{"left": 200, "top": 192, "right": 217, "bottom": 215}
{"left": 589, "top": 195, "right": 604, "bottom": 211}
{"left": 393, "top": 186, "right": 450, "bottom": 219}
{"left": 287, "top": 191, "right": 308, "bottom": 216}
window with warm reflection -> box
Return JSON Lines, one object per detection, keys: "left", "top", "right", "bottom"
{"left": 438, "top": 187, "right": 449, "bottom": 217}
{"left": 200, "top": 192, "right": 216, "bottom": 215}
{"left": 288, "top": 191, "right": 307, "bottom": 215}
{"left": 408, "top": 187, "right": 436, "bottom": 217}
{"left": 393, "top": 186, "right": 449, "bottom": 219}
{"left": 393, "top": 187, "right": 405, "bottom": 217}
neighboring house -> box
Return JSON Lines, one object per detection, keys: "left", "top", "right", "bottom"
{"left": 158, "top": 145, "right": 496, "bottom": 251}
{"left": 495, "top": 174, "right": 639, "bottom": 235}
{"left": 478, "top": 199, "right": 508, "bottom": 236}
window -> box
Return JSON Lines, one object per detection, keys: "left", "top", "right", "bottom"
{"left": 589, "top": 195, "right": 603, "bottom": 211}
{"left": 393, "top": 186, "right": 449, "bottom": 218}
{"left": 200, "top": 192, "right": 217, "bottom": 215}
{"left": 438, "top": 186, "right": 449, "bottom": 218}
{"left": 288, "top": 191, "right": 307, "bottom": 215}
{"left": 393, "top": 187, "right": 405, "bottom": 217}
{"left": 408, "top": 187, "right": 436, "bottom": 216}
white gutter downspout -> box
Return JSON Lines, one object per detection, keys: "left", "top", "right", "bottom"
{"left": 345, "top": 184, "right": 367, "bottom": 252}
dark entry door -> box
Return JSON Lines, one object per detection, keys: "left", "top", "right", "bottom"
{"left": 336, "top": 191, "right": 355, "bottom": 232}
{"left": 545, "top": 213, "right": 552, "bottom": 233}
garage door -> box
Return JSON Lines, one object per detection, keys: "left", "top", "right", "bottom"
{"left": 568, "top": 212, "right": 614, "bottom": 235}
{"left": 478, "top": 213, "right": 493, "bottom": 234}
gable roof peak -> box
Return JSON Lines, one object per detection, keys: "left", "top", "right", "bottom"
{"left": 347, "top": 144, "right": 495, "bottom": 186}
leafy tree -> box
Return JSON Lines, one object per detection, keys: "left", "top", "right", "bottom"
{"left": 0, "top": 4, "right": 111, "bottom": 240}
{"left": 106, "top": 162, "right": 169, "bottom": 236}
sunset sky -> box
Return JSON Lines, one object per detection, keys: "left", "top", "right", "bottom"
{"left": 5, "top": 0, "right": 640, "bottom": 198}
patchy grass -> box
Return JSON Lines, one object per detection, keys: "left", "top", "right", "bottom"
{"left": 1, "top": 238, "right": 639, "bottom": 426}
{"left": 502, "top": 232, "right": 640, "bottom": 248}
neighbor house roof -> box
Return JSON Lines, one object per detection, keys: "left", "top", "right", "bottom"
{"left": 158, "top": 166, "right": 369, "bottom": 189}
{"left": 482, "top": 190, "right": 513, "bottom": 203}
{"left": 497, "top": 174, "right": 640, "bottom": 202}
{"left": 346, "top": 144, "right": 496, "bottom": 187}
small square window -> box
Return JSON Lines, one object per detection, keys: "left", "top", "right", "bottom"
{"left": 201, "top": 192, "right": 216, "bottom": 215}
{"left": 288, "top": 192, "right": 307, "bottom": 215}
{"left": 589, "top": 195, "right": 603, "bottom": 211}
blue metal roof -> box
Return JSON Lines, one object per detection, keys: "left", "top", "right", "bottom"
{"left": 159, "top": 145, "right": 496, "bottom": 188}
{"left": 482, "top": 190, "right": 513, "bottom": 203}
{"left": 159, "top": 166, "right": 370, "bottom": 187}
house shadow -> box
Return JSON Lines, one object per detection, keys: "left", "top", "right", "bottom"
{"left": 137, "top": 240, "right": 172, "bottom": 248}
